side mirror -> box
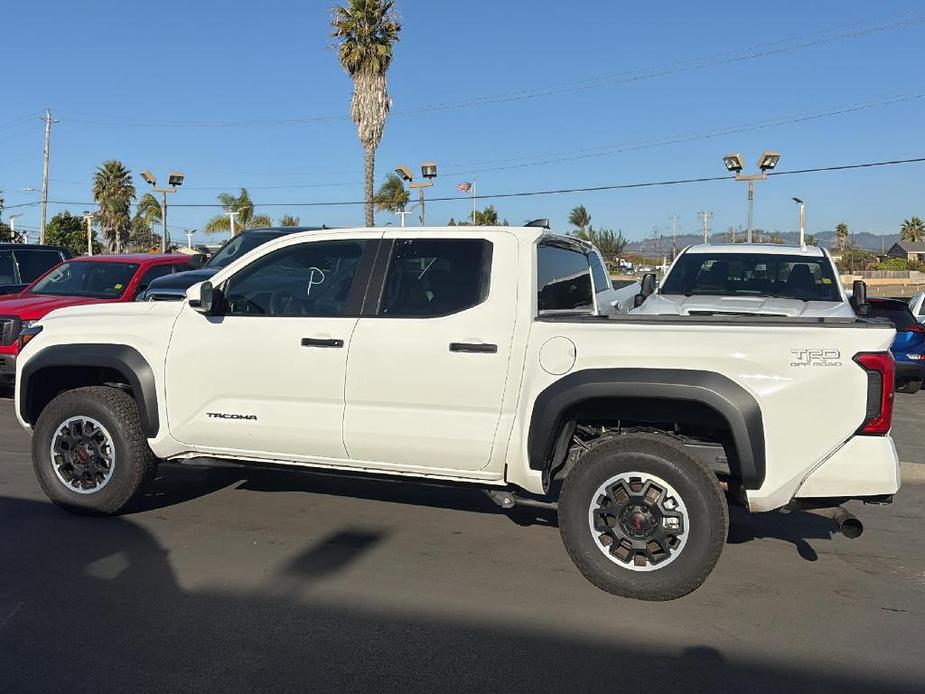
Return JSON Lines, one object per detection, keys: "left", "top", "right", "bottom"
{"left": 192, "top": 281, "right": 220, "bottom": 315}
{"left": 850, "top": 279, "right": 869, "bottom": 317}
{"left": 634, "top": 272, "right": 656, "bottom": 307}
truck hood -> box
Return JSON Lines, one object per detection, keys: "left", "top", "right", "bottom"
{"left": 147, "top": 266, "right": 218, "bottom": 292}
{"left": 634, "top": 293, "right": 856, "bottom": 318}
{"left": 0, "top": 294, "right": 117, "bottom": 321}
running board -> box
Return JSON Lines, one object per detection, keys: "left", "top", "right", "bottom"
{"left": 483, "top": 489, "right": 558, "bottom": 511}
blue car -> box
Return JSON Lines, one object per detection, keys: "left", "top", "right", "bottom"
{"left": 867, "top": 297, "right": 925, "bottom": 394}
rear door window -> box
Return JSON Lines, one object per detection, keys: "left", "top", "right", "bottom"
{"left": 537, "top": 241, "right": 593, "bottom": 313}
{"left": 378, "top": 238, "right": 492, "bottom": 317}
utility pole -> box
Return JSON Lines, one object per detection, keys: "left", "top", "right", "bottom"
{"left": 226, "top": 211, "right": 239, "bottom": 237}
{"left": 83, "top": 211, "right": 95, "bottom": 256}
{"left": 698, "top": 211, "right": 713, "bottom": 244}
{"left": 39, "top": 109, "right": 59, "bottom": 245}
{"left": 669, "top": 214, "right": 678, "bottom": 259}
{"left": 185, "top": 229, "right": 194, "bottom": 250}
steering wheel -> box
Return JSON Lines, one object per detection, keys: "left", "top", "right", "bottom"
{"left": 226, "top": 295, "right": 265, "bottom": 315}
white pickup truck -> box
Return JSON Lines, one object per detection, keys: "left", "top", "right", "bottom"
{"left": 633, "top": 243, "right": 860, "bottom": 318}
{"left": 13, "top": 226, "right": 900, "bottom": 600}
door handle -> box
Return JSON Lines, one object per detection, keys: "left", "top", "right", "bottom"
{"left": 301, "top": 337, "right": 344, "bottom": 348}
{"left": 449, "top": 342, "right": 498, "bottom": 354}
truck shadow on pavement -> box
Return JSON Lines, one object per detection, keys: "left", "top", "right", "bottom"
{"left": 133, "top": 464, "right": 840, "bottom": 554}
{"left": 129, "top": 462, "right": 559, "bottom": 527}
{"left": 726, "top": 506, "right": 839, "bottom": 561}
{"left": 0, "top": 494, "right": 918, "bottom": 694}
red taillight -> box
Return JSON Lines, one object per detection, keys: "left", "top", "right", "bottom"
{"left": 853, "top": 352, "right": 894, "bottom": 435}
{"left": 905, "top": 322, "right": 925, "bottom": 334}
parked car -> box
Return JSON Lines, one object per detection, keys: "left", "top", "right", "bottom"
{"left": 141, "top": 226, "right": 326, "bottom": 300}
{"left": 0, "top": 253, "right": 195, "bottom": 387}
{"left": 908, "top": 291, "right": 925, "bottom": 324}
{"left": 633, "top": 243, "right": 857, "bottom": 318}
{"left": 13, "top": 226, "right": 899, "bottom": 600}
{"left": 866, "top": 297, "right": 925, "bottom": 393}
{"left": 0, "top": 243, "right": 71, "bottom": 296}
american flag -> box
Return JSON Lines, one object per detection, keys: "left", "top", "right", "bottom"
{"left": 457, "top": 182, "right": 472, "bottom": 193}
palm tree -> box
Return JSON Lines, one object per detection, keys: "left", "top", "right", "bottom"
{"left": 203, "top": 188, "right": 272, "bottom": 235}
{"left": 568, "top": 205, "right": 591, "bottom": 236}
{"left": 835, "top": 223, "right": 850, "bottom": 251}
{"left": 92, "top": 160, "right": 136, "bottom": 253}
{"left": 128, "top": 193, "right": 163, "bottom": 251}
{"left": 136, "top": 192, "right": 162, "bottom": 227}
{"left": 331, "top": 0, "right": 402, "bottom": 227}
{"left": 374, "top": 173, "right": 409, "bottom": 213}
{"left": 279, "top": 215, "right": 301, "bottom": 226}
{"left": 901, "top": 216, "right": 925, "bottom": 243}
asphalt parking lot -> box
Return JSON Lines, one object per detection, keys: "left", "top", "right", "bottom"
{"left": 1, "top": 393, "right": 923, "bottom": 693}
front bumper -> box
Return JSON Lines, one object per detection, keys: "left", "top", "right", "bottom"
{"left": 894, "top": 360, "right": 925, "bottom": 386}
{"left": 0, "top": 352, "right": 15, "bottom": 383}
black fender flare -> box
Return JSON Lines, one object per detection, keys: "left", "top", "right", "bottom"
{"left": 20, "top": 344, "right": 159, "bottom": 437}
{"left": 527, "top": 368, "right": 766, "bottom": 489}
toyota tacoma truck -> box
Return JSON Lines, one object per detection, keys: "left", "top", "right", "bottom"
{"left": 13, "top": 226, "right": 900, "bottom": 600}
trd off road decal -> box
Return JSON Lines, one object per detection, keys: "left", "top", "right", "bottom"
{"left": 789, "top": 349, "right": 842, "bottom": 368}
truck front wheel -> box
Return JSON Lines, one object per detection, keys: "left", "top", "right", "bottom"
{"left": 558, "top": 433, "right": 728, "bottom": 601}
{"left": 32, "top": 386, "right": 157, "bottom": 515}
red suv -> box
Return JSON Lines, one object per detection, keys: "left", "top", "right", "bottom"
{"left": 0, "top": 253, "right": 197, "bottom": 387}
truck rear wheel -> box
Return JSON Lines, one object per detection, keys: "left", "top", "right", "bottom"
{"left": 558, "top": 433, "right": 728, "bottom": 601}
{"left": 32, "top": 386, "right": 157, "bottom": 515}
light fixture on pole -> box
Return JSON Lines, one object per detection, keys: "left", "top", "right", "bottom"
{"left": 141, "top": 169, "right": 185, "bottom": 252}
{"left": 792, "top": 197, "right": 806, "bottom": 250}
{"left": 395, "top": 162, "right": 437, "bottom": 226}
{"left": 82, "top": 210, "right": 95, "bottom": 256}
{"left": 722, "top": 150, "right": 780, "bottom": 243}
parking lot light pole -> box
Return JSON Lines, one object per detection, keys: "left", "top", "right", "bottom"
{"left": 141, "top": 170, "right": 185, "bottom": 252}
{"left": 8, "top": 214, "right": 22, "bottom": 242}
{"left": 793, "top": 197, "right": 805, "bottom": 250}
{"left": 722, "top": 151, "right": 781, "bottom": 243}
{"left": 395, "top": 162, "right": 438, "bottom": 226}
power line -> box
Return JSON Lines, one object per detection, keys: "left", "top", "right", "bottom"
{"left": 57, "top": 9, "right": 925, "bottom": 129}
{"left": 9, "top": 156, "right": 922, "bottom": 210}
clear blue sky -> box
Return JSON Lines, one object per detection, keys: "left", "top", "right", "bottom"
{"left": 1, "top": 0, "right": 923, "bottom": 244}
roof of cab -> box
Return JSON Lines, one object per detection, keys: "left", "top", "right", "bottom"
{"left": 67, "top": 253, "right": 196, "bottom": 265}
{"left": 682, "top": 243, "right": 826, "bottom": 257}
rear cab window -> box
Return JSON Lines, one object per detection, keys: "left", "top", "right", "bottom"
{"left": 536, "top": 239, "right": 593, "bottom": 315}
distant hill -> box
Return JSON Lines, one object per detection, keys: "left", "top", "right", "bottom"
{"left": 626, "top": 230, "right": 898, "bottom": 254}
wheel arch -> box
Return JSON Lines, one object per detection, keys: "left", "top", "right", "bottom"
{"left": 20, "top": 344, "right": 159, "bottom": 437}
{"left": 528, "top": 368, "right": 766, "bottom": 489}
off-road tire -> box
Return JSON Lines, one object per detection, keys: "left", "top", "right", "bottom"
{"left": 559, "top": 432, "right": 728, "bottom": 601}
{"left": 32, "top": 386, "right": 157, "bottom": 515}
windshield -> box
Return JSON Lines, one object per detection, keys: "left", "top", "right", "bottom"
{"left": 29, "top": 261, "right": 138, "bottom": 299}
{"left": 660, "top": 252, "right": 841, "bottom": 301}
{"left": 208, "top": 233, "right": 282, "bottom": 268}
